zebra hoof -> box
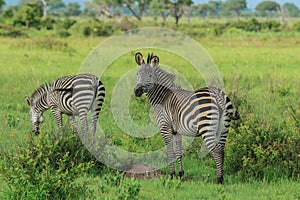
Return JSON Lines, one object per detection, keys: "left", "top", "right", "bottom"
{"left": 179, "top": 170, "right": 184, "bottom": 179}
{"left": 217, "top": 176, "right": 223, "bottom": 184}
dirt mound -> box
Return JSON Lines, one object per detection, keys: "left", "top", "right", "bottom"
{"left": 123, "top": 163, "right": 162, "bottom": 179}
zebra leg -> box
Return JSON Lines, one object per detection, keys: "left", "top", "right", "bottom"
{"left": 212, "top": 147, "right": 225, "bottom": 184}
{"left": 162, "top": 133, "right": 176, "bottom": 178}
{"left": 91, "top": 111, "right": 99, "bottom": 135}
{"left": 91, "top": 83, "right": 105, "bottom": 135}
{"left": 213, "top": 129, "right": 229, "bottom": 184}
{"left": 90, "top": 101, "right": 102, "bottom": 135}
{"left": 51, "top": 107, "right": 63, "bottom": 130}
{"left": 174, "top": 134, "right": 184, "bottom": 179}
{"left": 78, "top": 109, "right": 88, "bottom": 135}
{"left": 201, "top": 128, "right": 225, "bottom": 184}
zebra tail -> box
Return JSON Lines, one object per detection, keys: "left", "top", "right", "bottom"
{"left": 230, "top": 109, "right": 240, "bottom": 120}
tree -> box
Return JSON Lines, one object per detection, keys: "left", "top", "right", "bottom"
{"left": 93, "top": 0, "right": 115, "bottom": 18}
{"left": 47, "top": 0, "right": 65, "bottom": 16}
{"left": 255, "top": 1, "right": 279, "bottom": 17}
{"left": 83, "top": 1, "right": 96, "bottom": 17}
{"left": 63, "top": 2, "right": 81, "bottom": 17}
{"left": 283, "top": 2, "right": 299, "bottom": 17}
{"left": 13, "top": 2, "right": 43, "bottom": 29}
{"left": 169, "top": 0, "right": 193, "bottom": 25}
{"left": 115, "top": 0, "right": 152, "bottom": 21}
{"left": 223, "top": 0, "right": 246, "bottom": 21}
{"left": 16, "top": 0, "right": 47, "bottom": 17}
{"left": 0, "top": 0, "right": 5, "bottom": 13}
{"left": 3, "top": 6, "right": 17, "bottom": 19}
{"left": 150, "top": 0, "right": 172, "bottom": 24}
{"left": 197, "top": 3, "right": 216, "bottom": 21}
{"left": 182, "top": 4, "right": 194, "bottom": 24}
{"left": 40, "top": 0, "right": 47, "bottom": 17}
{"left": 208, "top": 0, "right": 222, "bottom": 17}
{"left": 255, "top": 1, "right": 285, "bottom": 24}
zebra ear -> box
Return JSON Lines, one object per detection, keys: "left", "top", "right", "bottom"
{"left": 135, "top": 52, "right": 144, "bottom": 65}
{"left": 25, "top": 96, "right": 31, "bottom": 106}
{"left": 150, "top": 56, "right": 159, "bottom": 68}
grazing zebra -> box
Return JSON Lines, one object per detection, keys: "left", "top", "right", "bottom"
{"left": 133, "top": 52, "right": 239, "bottom": 184}
{"left": 25, "top": 73, "right": 105, "bottom": 135}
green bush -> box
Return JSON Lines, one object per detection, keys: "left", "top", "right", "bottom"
{"left": 0, "top": 131, "right": 97, "bottom": 199}
{"left": 292, "top": 21, "right": 300, "bottom": 32}
{"left": 96, "top": 172, "right": 141, "bottom": 200}
{"left": 41, "top": 17, "right": 56, "bottom": 30}
{"left": 225, "top": 109, "right": 300, "bottom": 181}
{"left": 0, "top": 24, "right": 28, "bottom": 38}
{"left": 62, "top": 18, "right": 77, "bottom": 30}
{"left": 117, "top": 16, "right": 137, "bottom": 32}
{"left": 231, "top": 18, "right": 261, "bottom": 32}
{"left": 260, "top": 20, "right": 281, "bottom": 31}
{"left": 70, "top": 18, "right": 115, "bottom": 37}
{"left": 57, "top": 30, "right": 71, "bottom": 38}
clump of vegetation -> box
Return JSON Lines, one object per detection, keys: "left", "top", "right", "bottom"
{"left": 0, "top": 24, "right": 27, "bottom": 38}
{"left": 0, "top": 130, "right": 98, "bottom": 199}
{"left": 292, "top": 20, "right": 300, "bottom": 32}
{"left": 70, "top": 18, "right": 116, "bottom": 37}
{"left": 89, "top": 172, "right": 141, "bottom": 199}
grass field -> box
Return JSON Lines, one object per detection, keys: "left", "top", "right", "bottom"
{"left": 0, "top": 32, "right": 299, "bottom": 199}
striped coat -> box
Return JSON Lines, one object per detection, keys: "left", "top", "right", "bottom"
{"left": 25, "top": 74, "right": 105, "bottom": 134}
{"left": 134, "top": 52, "right": 239, "bottom": 184}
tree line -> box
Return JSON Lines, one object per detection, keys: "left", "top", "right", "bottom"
{"left": 0, "top": 0, "right": 299, "bottom": 29}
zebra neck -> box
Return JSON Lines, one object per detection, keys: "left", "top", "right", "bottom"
{"left": 147, "top": 84, "right": 173, "bottom": 105}
{"left": 31, "top": 84, "right": 51, "bottom": 112}
{"left": 34, "top": 92, "right": 50, "bottom": 112}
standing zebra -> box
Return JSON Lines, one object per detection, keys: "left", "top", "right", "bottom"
{"left": 25, "top": 73, "right": 105, "bottom": 135}
{"left": 134, "top": 52, "right": 239, "bottom": 184}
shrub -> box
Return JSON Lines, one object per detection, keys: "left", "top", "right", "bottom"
{"left": 0, "top": 131, "right": 97, "bottom": 199}
{"left": 231, "top": 18, "right": 261, "bottom": 32}
{"left": 292, "top": 21, "right": 300, "bottom": 32}
{"left": 260, "top": 20, "right": 281, "bottom": 31}
{"left": 225, "top": 110, "right": 300, "bottom": 181}
{"left": 62, "top": 18, "right": 77, "bottom": 30}
{"left": 41, "top": 17, "right": 56, "bottom": 30}
{"left": 99, "top": 172, "right": 141, "bottom": 200}
{"left": 57, "top": 30, "right": 71, "bottom": 38}
{"left": 117, "top": 16, "right": 137, "bottom": 32}
{"left": 70, "top": 18, "right": 115, "bottom": 37}
{"left": 0, "top": 24, "right": 28, "bottom": 38}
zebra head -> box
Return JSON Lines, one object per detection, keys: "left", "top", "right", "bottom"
{"left": 25, "top": 96, "right": 44, "bottom": 133}
{"left": 134, "top": 52, "right": 159, "bottom": 97}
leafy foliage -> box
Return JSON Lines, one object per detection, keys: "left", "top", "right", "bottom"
{"left": 62, "top": 2, "right": 81, "bottom": 17}
{"left": 13, "top": 2, "right": 43, "bottom": 29}
{"left": 223, "top": 0, "right": 247, "bottom": 21}
{"left": 70, "top": 18, "right": 116, "bottom": 37}
{"left": 0, "top": 131, "right": 97, "bottom": 199}
{"left": 0, "top": 24, "right": 28, "bottom": 37}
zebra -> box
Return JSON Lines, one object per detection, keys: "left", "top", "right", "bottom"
{"left": 133, "top": 52, "right": 239, "bottom": 184}
{"left": 25, "top": 73, "right": 105, "bottom": 135}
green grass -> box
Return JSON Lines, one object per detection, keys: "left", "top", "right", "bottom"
{"left": 0, "top": 33, "right": 299, "bottom": 199}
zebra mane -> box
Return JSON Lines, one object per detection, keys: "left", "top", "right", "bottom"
{"left": 31, "top": 83, "right": 51, "bottom": 104}
{"left": 146, "top": 53, "right": 154, "bottom": 64}
{"left": 154, "top": 67, "right": 178, "bottom": 90}
{"left": 145, "top": 52, "right": 180, "bottom": 90}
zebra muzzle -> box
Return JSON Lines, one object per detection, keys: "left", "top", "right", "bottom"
{"left": 134, "top": 86, "right": 144, "bottom": 97}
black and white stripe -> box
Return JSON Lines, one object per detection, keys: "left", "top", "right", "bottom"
{"left": 134, "top": 52, "right": 239, "bottom": 184}
{"left": 25, "top": 73, "right": 105, "bottom": 134}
